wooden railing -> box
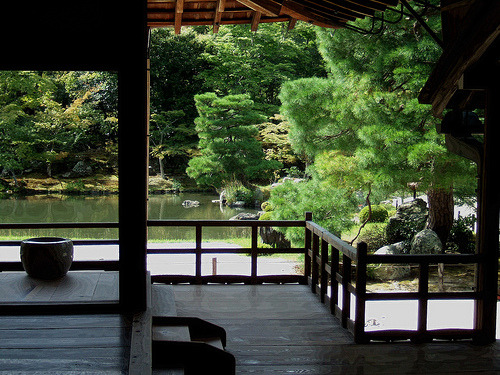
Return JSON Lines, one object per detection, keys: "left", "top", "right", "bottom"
{"left": 304, "top": 216, "right": 485, "bottom": 344}
{"left": 0, "top": 217, "right": 487, "bottom": 343}
{"left": 0, "top": 222, "right": 120, "bottom": 271}
{"left": 147, "top": 219, "right": 306, "bottom": 285}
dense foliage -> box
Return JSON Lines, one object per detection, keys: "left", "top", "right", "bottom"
{"left": 0, "top": 71, "right": 118, "bottom": 182}
{"left": 270, "top": 3, "right": 477, "bottom": 242}
{"left": 149, "top": 23, "right": 325, "bottom": 174}
{"left": 186, "top": 93, "right": 281, "bottom": 188}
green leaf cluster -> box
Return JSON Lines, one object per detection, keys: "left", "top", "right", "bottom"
{"left": 186, "top": 93, "right": 282, "bottom": 188}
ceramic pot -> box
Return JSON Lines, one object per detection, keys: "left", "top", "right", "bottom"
{"left": 20, "top": 237, "right": 73, "bottom": 279}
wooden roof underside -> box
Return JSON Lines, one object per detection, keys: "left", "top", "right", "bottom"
{"left": 148, "top": 0, "right": 400, "bottom": 33}
{"left": 419, "top": 0, "right": 500, "bottom": 116}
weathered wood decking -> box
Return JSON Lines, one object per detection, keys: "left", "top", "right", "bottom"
{"left": 0, "top": 271, "right": 119, "bottom": 304}
{"left": 0, "top": 314, "right": 131, "bottom": 374}
{"left": 171, "top": 284, "right": 500, "bottom": 374}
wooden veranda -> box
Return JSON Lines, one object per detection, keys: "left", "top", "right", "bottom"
{"left": 0, "top": 0, "right": 499, "bottom": 373}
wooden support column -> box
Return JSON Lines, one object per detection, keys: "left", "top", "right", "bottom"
{"left": 119, "top": 3, "right": 149, "bottom": 313}
{"left": 175, "top": 0, "right": 184, "bottom": 34}
{"left": 251, "top": 11, "right": 262, "bottom": 32}
{"left": 213, "top": 0, "right": 226, "bottom": 33}
{"left": 474, "top": 81, "right": 500, "bottom": 344}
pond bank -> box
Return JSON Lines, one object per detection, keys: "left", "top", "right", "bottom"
{"left": 0, "top": 174, "right": 212, "bottom": 197}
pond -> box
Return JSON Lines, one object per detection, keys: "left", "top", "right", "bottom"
{"left": 0, "top": 193, "right": 260, "bottom": 241}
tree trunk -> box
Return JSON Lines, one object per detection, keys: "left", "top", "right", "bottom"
{"left": 426, "top": 185, "right": 454, "bottom": 246}
{"left": 158, "top": 157, "right": 165, "bottom": 179}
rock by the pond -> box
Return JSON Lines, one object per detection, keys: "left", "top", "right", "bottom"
{"left": 260, "top": 227, "right": 291, "bottom": 248}
{"left": 182, "top": 200, "right": 200, "bottom": 207}
{"left": 371, "top": 241, "right": 411, "bottom": 280}
{"left": 410, "top": 229, "right": 442, "bottom": 254}
{"left": 228, "top": 201, "right": 246, "bottom": 208}
{"left": 230, "top": 212, "right": 260, "bottom": 220}
{"left": 385, "top": 198, "right": 428, "bottom": 243}
{"left": 63, "top": 161, "right": 93, "bottom": 178}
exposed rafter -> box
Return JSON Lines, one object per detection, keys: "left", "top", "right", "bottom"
{"left": 147, "top": 0, "right": 398, "bottom": 32}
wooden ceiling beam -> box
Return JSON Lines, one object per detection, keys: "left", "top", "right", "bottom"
{"left": 174, "top": 0, "right": 185, "bottom": 34}
{"left": 236, "top": 0, "right": 282, "bottom": 17}
{"left": 321, "top": 0, "right": 375, "bottom": 17}
{"left": 251, "top": 11, "right": 262, "bottom": 31}
{"left": 419, "top": 0, "right": 500, "bottom": 116}
{"left": 297, "top": 0, "right": 359, "bottom": 21}
{"left": 213, "top": 0, "right": 226, "bottom": 33}
{"left": 287, "top": 17, "right": 297, "bottom": 29}
{"left": 281, "top": 0, "right": 345, "bottom": 27}
{"left": 340, "top": 0, "right": 388, "bottom": 13}
{"left": 148, "top": 15, "right": 293, "bottom": 27}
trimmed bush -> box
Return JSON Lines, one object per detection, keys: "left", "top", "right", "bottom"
{"left": 359, "top": 205, "right": 388, "bottom": 223}
{"left": 356, "top": 223, "right": 389, "bottom": 253}
{"left": 261, "top": 201, "right": 273, "bottom": 212}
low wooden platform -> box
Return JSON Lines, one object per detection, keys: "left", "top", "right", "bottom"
{"left": 172, "top": 284, "right": 500, "bottom": 374}
{"left": 0, "top": 271, "right": 119, "bottom": 305}
{"left": 0, "top": 313, "right": 131, "bottom": 373}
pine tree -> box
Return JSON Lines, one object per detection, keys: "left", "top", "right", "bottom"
{"left": 186, "top": 92, "right": 282, "bottom": 188}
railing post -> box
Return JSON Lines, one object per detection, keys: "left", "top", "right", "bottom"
{"left": 354, "top": 241, "right": 367, "bottom": 344}
{"left": 195, "top": 224, "right": 202, "bottom": 284}
{"left": 330, "top": 245, "right": 339, "bottom": 315}
{"left": 341, "top": 254, "right": 351, "bottom": 329}
{"left": 416, "top": 261, "right": 429, "bottom": 343}
{"left": 320, "top": 238, "right": 329, "bottom": 304}
{"left": 311, "top": 231, "right": 320, "bottom": 294}
{"left": 251, "top": 225, "right": 258, "bottom": 284}
{"left": 304, "top": 212, "right": 312, "bottom": 284}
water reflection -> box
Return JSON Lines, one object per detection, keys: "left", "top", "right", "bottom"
{"left": 0, "top": 193, "right": 260, "bottom": 241}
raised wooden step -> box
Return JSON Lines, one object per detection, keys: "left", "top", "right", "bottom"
{"left": 152, "top": 316, "right": 235, "bottom": 375}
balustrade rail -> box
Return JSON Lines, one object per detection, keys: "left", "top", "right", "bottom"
{"left": 147, "top": 219, "right": 306, "bottom": 285}
{"left": 0, "top": 216, "right": 487, "bottom": 343}
{"left": 304, "top": 216, "right": 485, "bottom": 343}
{"left": 0, "top": 222, "right": 119, "bottom": 271}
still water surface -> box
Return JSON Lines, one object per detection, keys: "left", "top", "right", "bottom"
{"left": 0, "top": 193, "right": 259, "bottom": 241}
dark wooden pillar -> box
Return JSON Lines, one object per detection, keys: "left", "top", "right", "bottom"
{"left": 474, "top": 83, "right": 500, "bottom": 344}
{"left": 118, "top": 3, "right": 149, "bottom": 313}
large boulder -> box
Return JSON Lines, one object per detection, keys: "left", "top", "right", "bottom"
{"left": 385, "top": 198, "right": 428, "bottom": 243}
{"left": 260, "top": 227, "right": 291, "bottom": 248}
{"left": 63, "top": 161, "right": 92, "bottom": 178}
{"left": 230, "top": 212, "right": 260, "bottom": 220}
{"left": 371, "top": 241, "right": 411, "bottom": 280}
{"left": 182, "top": 200, "right": 200, "bottom": 208}
{"left": 410, "top": 229, "right": 442, "bottom": 254}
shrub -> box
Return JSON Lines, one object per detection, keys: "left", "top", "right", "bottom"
{"left": 356, "top": 223, "right": 389, "bottom": 253}
{"left": 64, "top": 179, "right": 86, "bottom": 194}
{"left": 223, "top": 181, "right": 255, "bottom": 206}
{"left": 359, "top": 205, "right": 388, "bottom": 223}
{"left": 261, "top": 201, "right": 273, "bottom": 212}
{"left": 259, "top": 211, "right": 273, "bottom": 221}
{"left": 446, "top": 215, "right": 476, "bottom": 254}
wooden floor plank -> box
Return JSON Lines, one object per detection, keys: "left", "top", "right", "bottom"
{"left": 0, "top": 271, "right": 119, "bottom": 304}
{"left": 93, "top": 271, "right": 119, "bottom": 301}
{"left": 172, "top": 285, "right": 500, "bottom": 375}
{"left": 152, "top": 284, "right": 177, "bottom": 317}
{"left": 0, "top": 313, "right": 131, "bottom": 373}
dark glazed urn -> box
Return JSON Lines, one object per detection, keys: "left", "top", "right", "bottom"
{"left": 20, "top": 237, "right": 73, "bottom": 279}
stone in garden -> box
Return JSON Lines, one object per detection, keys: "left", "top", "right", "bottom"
{"left": 410, "top": 229, "right": 442, "bottom": 254}
{"left": 228, "top": 201, "right": 246, "bottom": 208}
{"left": 230, "top": 212, "right": 260, "bottom": 220}
{"left": 259, "top": 227, "right": 291, "bottom": 248}
{"left": 385, "top": 198, "right": 428, "bottom": 243}
{"left": 182, "top": 200, "right": 200, "bottom": 207}
{"left": 371, "top": 241, "right": 411, "bottom": 280}
{"left": 71, "top": 161, "right": 93, "bottom": 177}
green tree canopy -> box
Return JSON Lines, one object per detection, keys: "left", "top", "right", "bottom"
{"left": 277, "top": 3, "right": 477, "bottom": 242}
{"left": 186, "top": 92, "right": 282, "bottom": 188}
